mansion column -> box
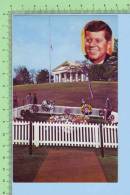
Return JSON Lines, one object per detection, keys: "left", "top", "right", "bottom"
{"left": 59, "top": 73, "right": 61, "bottom": 82}
{"left": 53, "top": 74, "right": 56, "bottom": 83}
{"left": 75, "top": 73, "right": 78, "bottom": 82}
{"left": 86, "top": 73, "right": 89, "bottom": 81}
{"left": 64, "top": 72, "right": 67, "bottom": 82}
{"left": 81, "top": 74, "right": 84, "bottom": 81}
{"left": 70, "top": 73, "right": 72, "bottom": 82}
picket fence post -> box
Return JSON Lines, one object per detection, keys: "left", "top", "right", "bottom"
{"left": 95, "top": 124, "right": 100, "bottom": 148}
{"left": 100, "top": 123, "right": 104, "bottom": 158}
{"left": 33, "top": 122, "right": 39, "bottom": 147}
{"left": 29, "top": 121, "right": 33, "bottom": 155}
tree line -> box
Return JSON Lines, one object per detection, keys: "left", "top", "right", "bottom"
{"left": 13, "top": 67, "right": 51, "bottom": 85}
{"left": 13, "top": 39, "right": 118, "bottom": 85}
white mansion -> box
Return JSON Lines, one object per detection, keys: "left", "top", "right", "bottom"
{"left": 52, "top": 61, "right": 88, "bottom": 83}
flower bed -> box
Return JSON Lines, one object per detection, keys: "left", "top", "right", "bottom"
{"left": 48, "top": 114, "right": 89, "bottom": 124}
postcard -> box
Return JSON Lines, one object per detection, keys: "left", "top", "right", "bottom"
{"left": 12, "top": 14, "right": 118, "bottom": 183}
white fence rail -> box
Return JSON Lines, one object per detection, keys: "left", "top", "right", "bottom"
{"left": 13, "top": 121, "right": 118, "bottom": 148}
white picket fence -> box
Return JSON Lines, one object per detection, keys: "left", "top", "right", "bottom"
{"left": 13, "top": 121, "right": 118, "bottom": 148}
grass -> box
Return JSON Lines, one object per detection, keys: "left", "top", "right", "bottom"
{"left": 13, "top": 145, "right": 118, "bottom": 182}
{"left": 13, "top": 81, "right": 118, "bottom": 111}
{"left": 14, "top": 81, "right": 117, "bottom": 91}
{"left": 13, "top": 145, "right": 48, "bottom": 182}
{"left": 96, "top": 149, "right": 118, "bottom": 182}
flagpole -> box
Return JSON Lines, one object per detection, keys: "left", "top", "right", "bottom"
{"left": 87, "top": 68, "right": 94, "bottom": 99}
{"left": 49, "top": 15, "right": 51, "bottom": 83}
{"left": 83, "top": 64, "right": 94, "bottom": 100}
{"left": 88, "top": 79, "right": 94, "bottom": 99}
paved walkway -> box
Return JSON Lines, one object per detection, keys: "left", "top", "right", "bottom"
{"left": 34, "top": 148, "right": 106, "bottom": 182}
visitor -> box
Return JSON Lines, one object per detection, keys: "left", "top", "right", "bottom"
{"left": 26, "top": 93, "right": 33, "bottom": 104}
{"left": 33, "top": 93, "right": 38, "bottom": 105}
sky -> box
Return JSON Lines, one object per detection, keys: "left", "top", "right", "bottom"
{"left": 12, "top": 15, "right": 118, "bottom": 73}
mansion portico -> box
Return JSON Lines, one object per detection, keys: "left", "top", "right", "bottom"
{"left": 52, "top": 61, "right": 88, "bottom": 83}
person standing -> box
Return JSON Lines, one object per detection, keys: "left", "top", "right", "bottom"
{"left": 26, "top": 93, "right": 33, "bottom": 104}
{"left": 33, "top": 93, "right": 38, "bottom": 105}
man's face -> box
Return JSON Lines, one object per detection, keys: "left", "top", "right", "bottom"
{"left": 85, "top": 30, "right": 111, "bottom": 64}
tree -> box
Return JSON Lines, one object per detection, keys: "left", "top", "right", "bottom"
{"left": 13, "top": 66, "right": 32, "bottom": 85}
{"left": 13, "top": 78, "right": 18, "bottom": 85}
{"left": 36, "top": 69, "right": 49, "bottom": 83}
{"left": 88, "top": 64, "right": 106, "bottom": 81}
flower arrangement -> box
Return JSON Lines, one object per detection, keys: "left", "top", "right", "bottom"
{"left": 48, "top": 114, "right": 89, "bottom": 124}
{"left": 41, "top": 99, "right": 55, "bottom": 112}
{"left": 81, "top": 104, "right": 92, "bottom": 115}
{"left": 71, "top": 115, "right": 88, "bottom": 124}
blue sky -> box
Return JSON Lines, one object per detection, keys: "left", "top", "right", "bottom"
{"left": 12, "top": 15, "right": 118, "bottom": 72}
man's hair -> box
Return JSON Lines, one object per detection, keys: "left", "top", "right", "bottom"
{"left": 84, "top": 20, "right": 112, "bottom": 41}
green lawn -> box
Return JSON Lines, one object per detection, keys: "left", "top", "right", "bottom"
{"left": 14, "top": 81, "right": 118, "bottom": 111}
{"left": 13, "top": 146, "right": 117, "bottom": 182}
{"left": 96, "top": 149, "right": 118, "bottom": 182}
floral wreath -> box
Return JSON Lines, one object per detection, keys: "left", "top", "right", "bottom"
{"left": 81, "top": 104, "right": 92, "bottom": 114}
{"left": 41, "top": 100, "right": 55, "bottom": 111}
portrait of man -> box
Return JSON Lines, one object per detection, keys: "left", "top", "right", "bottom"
{"left": 82, "top": 20, "right": 114, "bottom": 65}
{"left": 81, "top": 20, "right": 117, "bottom": 82}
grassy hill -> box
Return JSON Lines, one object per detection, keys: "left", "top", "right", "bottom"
{"left": 13, "top": 81, "right": 118, "bottom": 111}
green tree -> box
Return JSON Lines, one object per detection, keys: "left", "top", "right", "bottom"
{"left": 36, "top": 69, "right": 49, "bottom": 83}
{"left": 88, "top": 64, "right": 106, "bottom": 81}
{"left": 13, "top": 66, "right": 32, "bottom": 85}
